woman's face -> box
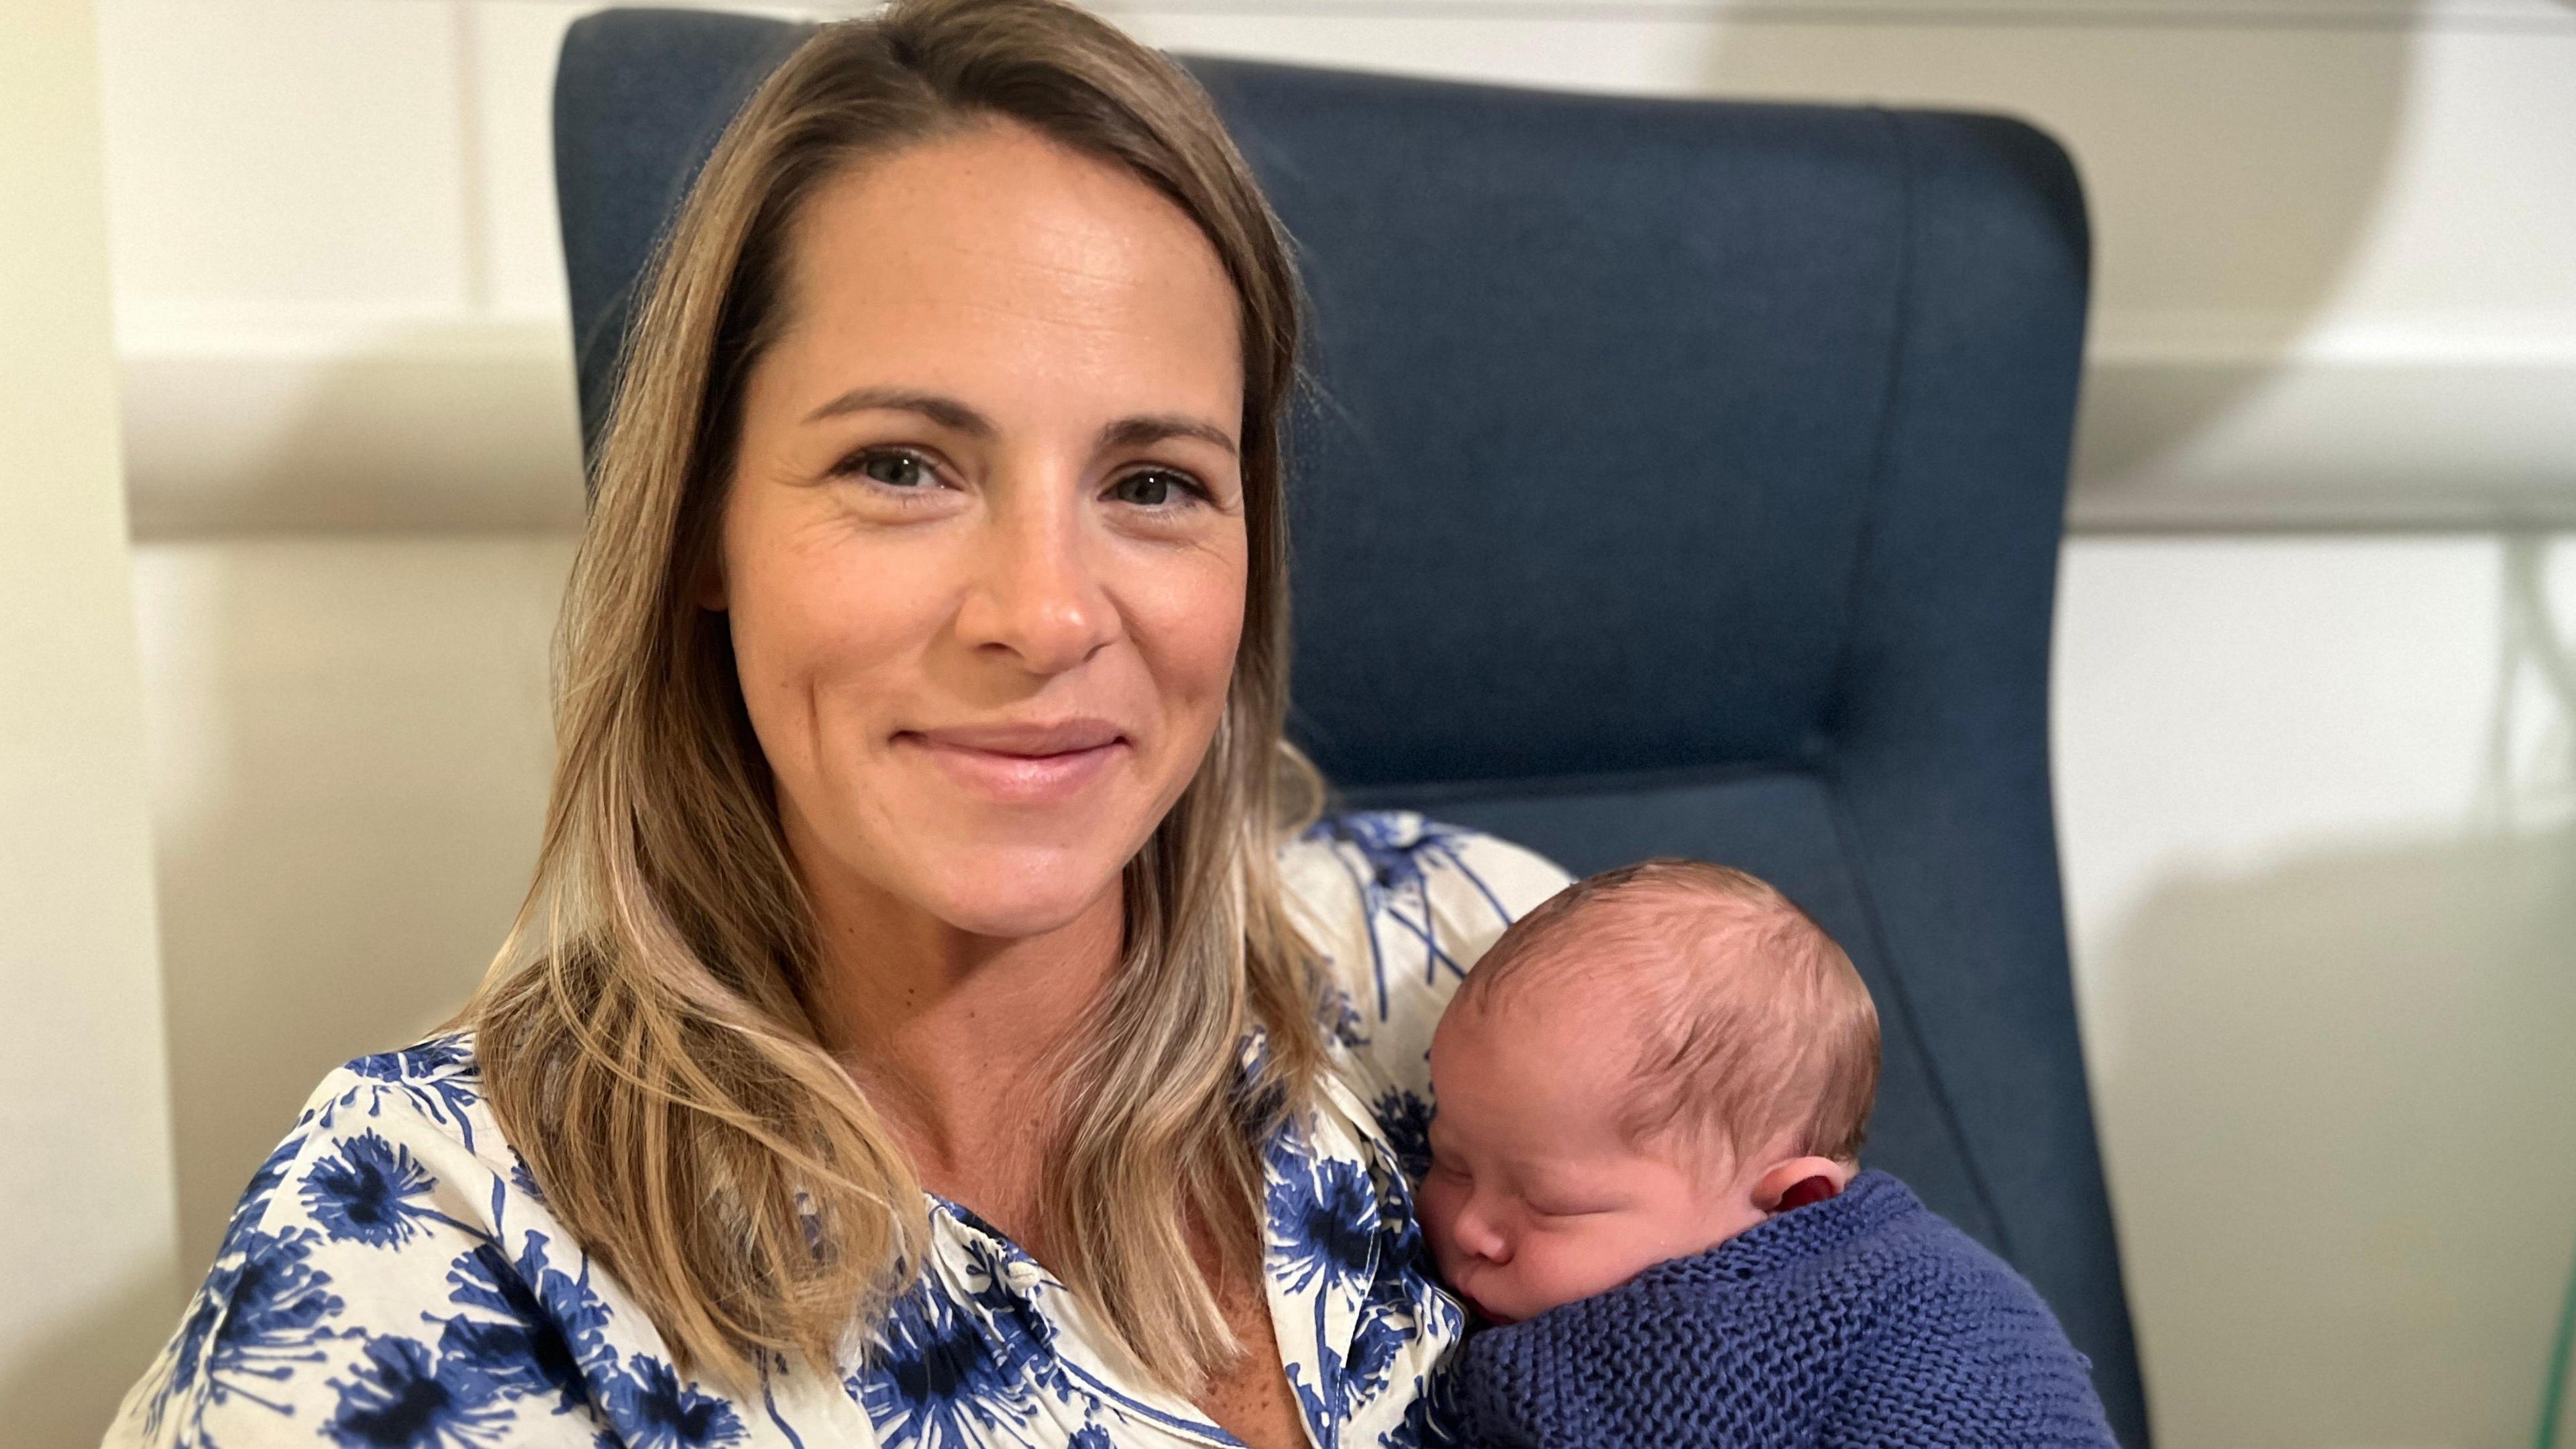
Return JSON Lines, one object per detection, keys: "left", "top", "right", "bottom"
{"left": 714, "top": 121, "right": 1249, "bottom": 943}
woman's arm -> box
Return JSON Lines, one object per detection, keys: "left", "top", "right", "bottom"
{"left": 106, "top": 1046, "right": 731, "bottom": 1449}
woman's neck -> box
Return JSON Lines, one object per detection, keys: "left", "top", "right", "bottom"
{"left": 801, "top": 863, "right": 1124, "bottom": 1189}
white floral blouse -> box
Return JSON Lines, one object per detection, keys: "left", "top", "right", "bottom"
{"left": 107, "top": 813, "right": 1570, "bottom": 1449}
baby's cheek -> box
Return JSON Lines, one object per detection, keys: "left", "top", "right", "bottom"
{"left": 1551, "top": 1222, "right": 1672, "bottom": 1303}
{"left": 1414, "top": 1179, "right": 1460, "bottom": 1262}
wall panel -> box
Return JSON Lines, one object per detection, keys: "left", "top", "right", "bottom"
{"left": 101, "top": 0, "right": 2576, "bottom": 531}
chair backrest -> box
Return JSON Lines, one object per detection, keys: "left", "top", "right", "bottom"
{"left": 554, "top": 15, "right": 2147, "bottom": 1444}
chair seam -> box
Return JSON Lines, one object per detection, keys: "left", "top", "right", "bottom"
{"left": 1815, "top": 109, "right": 2016, "bottom": 1259}
{"left": 1819, "top": 767, "right": 2016, "bottom": 1261}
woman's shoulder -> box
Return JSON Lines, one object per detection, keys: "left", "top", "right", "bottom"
{"left": 271, "top": 1030, "right": 539, "bottom": 1226}
{"left": 1281, "top": 812, "right": 1568, "bottom": 913}
{"left": 105, "top": 1031, "right": 752, "bottom": 1449}
{"left": 1278, "top": 812, "right": 1570, "bottom": 1173}
{"left": 1279, "top": 812, "right": 1570, "bottom": 1032}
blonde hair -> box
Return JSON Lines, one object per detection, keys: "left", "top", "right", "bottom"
{"left": 1462, "top": 859, "right": 1880, "bottom": 1167}
{"left": 464, "top": 0, "right": 1326, "bottom": 1397}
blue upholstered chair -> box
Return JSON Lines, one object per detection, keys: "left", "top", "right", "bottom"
{"left": 553, "top": 13, "right": 2147, "bottom": 1444}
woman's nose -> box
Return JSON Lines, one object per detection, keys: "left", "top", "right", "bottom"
{"left": 952, "top": 475, "right": 1118, "bottom": 674}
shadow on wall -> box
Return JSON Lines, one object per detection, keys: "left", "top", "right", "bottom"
{"left": 121, "top": 322, "right": 588, "bottom": 538}
{"left": 1695, "top": 13, "right": 2413, "bottom": 509}
{"left": 136, "top": 534, "right": 574, "bottom": 1280}
{"left": 0, "top": 1267, "right": 186, "bottom": 1448}
{"left": 2092, "top": 822, "right": 2576, "bottom": 1449}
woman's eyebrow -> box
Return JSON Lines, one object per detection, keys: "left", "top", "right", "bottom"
{"left": 800, "top": 388, "right": 1236, "bottom": 458}
{"left": 802, "top": 385, "right": 995, "bottom": 435}
{"left": 1101, "top": 413, "right": 1238, "bottom": 458}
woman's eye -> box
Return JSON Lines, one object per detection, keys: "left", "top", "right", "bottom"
{"left": 1107, "top": 470, "right": 1196, "bottom": 507}
{"left": 853, "top": 451, "right": 934, "bottom": 489}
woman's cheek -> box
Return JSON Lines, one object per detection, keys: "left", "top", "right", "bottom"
{"left": 1118, "top": 533, "right": 1245, "bottom": 690}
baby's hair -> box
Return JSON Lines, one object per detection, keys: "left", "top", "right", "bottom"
{"left": 1462, "top": 859, "right": 1880, "bottom": 1168}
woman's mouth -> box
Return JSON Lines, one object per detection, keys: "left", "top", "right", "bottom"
{"left": 898, "top": 720, "right": 1129, "bottom": 804}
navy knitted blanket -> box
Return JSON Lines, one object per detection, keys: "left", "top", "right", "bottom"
{"left": 1452, "top": 1171, "right": 2118, "bottom": 1448}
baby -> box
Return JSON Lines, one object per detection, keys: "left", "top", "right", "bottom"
{"left": 1418, "top": 859, "right": 2117, "bottom": 1448}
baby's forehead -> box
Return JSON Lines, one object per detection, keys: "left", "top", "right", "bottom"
{"left": 1450, "top": 968, "right": 1644, "bottom": 1047}
{"left": 1479, "top": 885, "right": 1765, "bottom": 1008}
{"left": 1440, "top": 938, "right": 1704, "bottom": 1089}
{"left": 1438, "top": 882, "right": 1801, "bottom": 1088}
{"left": 1432, "top": 985, "right": 1656, "bottom": 1138}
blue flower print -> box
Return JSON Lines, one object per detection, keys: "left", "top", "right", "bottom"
{"left": 1306, "top": 814, "right": 1433, "bottom": 899}
{"left": 324, "top": 1333, "right": 512, "bottom": 1449}
{"left": 956, "top": 1235, "right": 1057, "bottom": 1366}
{"left": 111, "top": 826, "right": 1565, "bottom": 1449}
{"left": 217, "top": 1130, "right": 309, "bottom": 1256}
{"left": 851, "top": 1271, "right": 1053, "bottom": 1449}
{"left": 438, "top": 1233, "right": 616, "bottom": 1413}
{"left": 1266, "top": 1140, "right": 1381, "bottom": 1299}
{"left": 149, "top": 1135, "right": 323, "bottom": 1436}
{"left": 1302, "top": 1222, "right": 1434, "bottom": 1434}
{"left": 1345, "top": 1230, "right": 1441, "bottom": 1415}
{"left": 148, "top": 1224, "right": 348, "bottom": 1436}
{"left": 1322, "top": 985, "right": 1372, "bottom": 1051}
{"left": 600, "top": 1352, "right": 745, "bottom": 1449}
{"left": 1287, "top": 1358, "right": 1340, "bottom": 1449}
{"left": 1388, "top": 1364, "right": 1462, "bottom": 1449}
{"left": 506, "top": 1155, "right": 547, "bottom": 1207}
{"left": 1342, "top": 1309, "right": 1406, "bottom": 1413}
{"left": 1369, "top": 1089, "right": 1434, "bottom": 1185}
{"left": 1305, "top": 814, "right": 1517, "bottom": 1020}
{"left": 348, "top": 1036, "right": 475, "bottom": 1083}
{"left": 343, "top": 1034, "right": 483, "bottom": 1151}
{"left": 215, "top": 1226, "right": 348, "bottom": 1364}
{"left": 303, "top": 1131, "right": 452, "bottom": 1248}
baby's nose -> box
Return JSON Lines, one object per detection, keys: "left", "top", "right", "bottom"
{"left": 1454, "top": 1210, "right": 1511, "bottom": 1264}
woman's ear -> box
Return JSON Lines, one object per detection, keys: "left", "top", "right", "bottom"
{"left": 1752, "top": 1156, "right": 1858, "bottom": 1214}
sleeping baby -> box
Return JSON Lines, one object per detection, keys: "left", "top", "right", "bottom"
{"left": 1417, "top": 859, "right": 2118, "bottom": 1448}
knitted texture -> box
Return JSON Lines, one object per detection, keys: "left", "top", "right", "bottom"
{"left": 1454, "top": 1171, "right": 2118, "bottom": 1449}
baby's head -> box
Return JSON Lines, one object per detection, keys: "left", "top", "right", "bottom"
{"left": 1419, "top": 859, "right": 1880, "bottom": 1325}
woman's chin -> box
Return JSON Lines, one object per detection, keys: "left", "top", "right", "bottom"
{"left": 911, "top": 847, "right": 1130, "bottom": 941}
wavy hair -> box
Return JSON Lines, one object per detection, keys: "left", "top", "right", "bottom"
{"left": 464, "top": 0, "right": 1326, "bottom": 1396}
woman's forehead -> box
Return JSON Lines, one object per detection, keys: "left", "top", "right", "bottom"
{"left": 764, "top": 123, "right": 1242, "bottom": 421}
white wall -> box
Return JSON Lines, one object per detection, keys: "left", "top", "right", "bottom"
{"left": 2057, "top": 536, "right": 2576, "bottom": 1448}
{"left": 0, "top": 3, "right": 183, "bottom": 1446}
{"left": 83, "top": 1, "right": 2576, "bottom": 1446}
{"left": 133, "top": 535, "right": 571, "bottom": 1283}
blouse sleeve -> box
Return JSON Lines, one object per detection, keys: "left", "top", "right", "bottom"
{"left": 104, "top": 1045, "right": 748, "bottom": 1449}
{"left": 1279, "top": 812, "right": 1572, "bottom": 1183}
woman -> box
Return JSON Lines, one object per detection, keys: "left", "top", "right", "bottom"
{"left": 107, "top": 3, "right": 1565, "bottom": 1446}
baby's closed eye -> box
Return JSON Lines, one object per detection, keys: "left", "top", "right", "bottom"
{"left": 1523, "top": 1197, "right": 1619, "bottom": 1220}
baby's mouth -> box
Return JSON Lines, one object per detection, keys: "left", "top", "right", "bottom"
{"left": 1456, "top": 1283, "right": 1519, "bottom": 1327}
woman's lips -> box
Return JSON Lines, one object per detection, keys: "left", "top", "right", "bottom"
{"left": 899, "top": 720, "right": 1128, "bottom": 804}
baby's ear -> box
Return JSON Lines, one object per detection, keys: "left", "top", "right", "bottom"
{"left": 1752, "top": 1156, "right": 1857, "bottom": 1214}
